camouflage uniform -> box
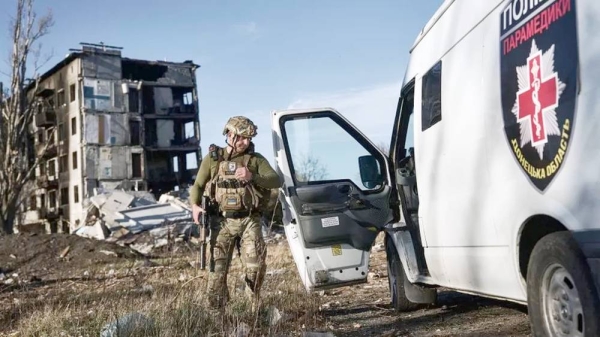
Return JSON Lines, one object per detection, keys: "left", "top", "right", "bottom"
{"left": 189, "top": 116, "right": 281, "bottom": 307}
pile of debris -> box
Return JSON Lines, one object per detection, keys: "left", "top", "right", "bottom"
{"left": 74, "top": 189, "right": 197, "bottom": 255}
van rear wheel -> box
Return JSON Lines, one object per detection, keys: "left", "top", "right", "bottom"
{"left": 526, "top": 232, "right": 600, "bottom": 337}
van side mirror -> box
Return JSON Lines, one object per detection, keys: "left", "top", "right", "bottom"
{"left": 358, "top": 155, "right": 383, "bottom": 189}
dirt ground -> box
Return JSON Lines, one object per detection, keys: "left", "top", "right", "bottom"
{"left": 0, "top": 232, "right": 532, "bottom": 336}
{"left": 0, "top": 233, "right": 141, "bottom": 281}
{"left": 320, "top": 234, "right": 532, "bottom": 337}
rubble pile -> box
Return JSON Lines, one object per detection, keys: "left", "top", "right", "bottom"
{"left": 74, "top": 188, "right": 286, "bottom": 256}
{"left": 74, "top": 189, "right": 197, "bottom": 255}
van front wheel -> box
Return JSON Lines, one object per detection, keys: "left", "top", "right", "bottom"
{"left": 385, "top": 235, "right": 421, "bottom": 312}
{"left": 527, "top": 232, "right": 600, "bottom": 337}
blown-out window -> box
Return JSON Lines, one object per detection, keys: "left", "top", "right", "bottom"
{"left": 421, "top": 60, "right": 442, "bottom": 131}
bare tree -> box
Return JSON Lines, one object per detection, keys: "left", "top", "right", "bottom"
{"left": 294, "top": 154, "right": 328, "bottom": 182}
{"left": 376, "top": 141, "right": 390, "bottom": 156}
{"left": 0, "top": 0, "right": 54, "bottom": 234}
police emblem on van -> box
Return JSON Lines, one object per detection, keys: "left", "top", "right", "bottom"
{"left": 500, "top": 0, "right": 578, "bottom": 192}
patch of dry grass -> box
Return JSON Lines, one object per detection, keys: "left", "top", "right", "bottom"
{"left": 2, "top": 241, "right": 329, "bottom": 337}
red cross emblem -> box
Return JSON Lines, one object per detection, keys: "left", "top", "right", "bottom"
{"left": 516, "top": 52, "right": 559, "bottom": 146}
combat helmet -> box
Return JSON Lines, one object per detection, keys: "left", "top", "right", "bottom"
{"left": 222, "top": 116, "right": 258, "bottom": 138}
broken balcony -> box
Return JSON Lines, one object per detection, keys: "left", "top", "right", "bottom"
{"left": 46, "top": 206, "right": 60, "bottom": 220}
{"left": 37, "top": 175, "right": 59, "bottom": 189}
{"left": 58, "top": 141, "right": 69, "bottom": 155}
{"left": 22, "top": 209, "right": 47, "bottom": 225}
{"left": 35, "top": 109, "right": 56, "bottom": 127}
{"left": 37, "top": 142, "right": 57, "bottom": 158}
{"left": 34, "top": 89, "right": 57, "bottom": 127}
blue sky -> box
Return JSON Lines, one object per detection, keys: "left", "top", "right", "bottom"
{"left": 0, "top": 0, "right": 442, "bottom": 165}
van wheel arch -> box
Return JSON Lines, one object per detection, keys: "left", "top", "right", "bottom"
{"left": 518, "top": 215, "right": 568, "bottom": 281}
{"left": 384, "top": 233, "right": 436, "bottom": 311}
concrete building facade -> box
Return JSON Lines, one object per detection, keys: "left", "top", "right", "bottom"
{"left": 19, "top": 43, "right": 201, "bottom": 233}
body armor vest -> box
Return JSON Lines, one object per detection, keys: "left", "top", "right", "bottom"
{"left": 206, "top": 145, "right": 264, "bottom": 213}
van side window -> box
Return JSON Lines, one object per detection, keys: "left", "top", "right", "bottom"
{"left": 421, "top": 60, "right": 442, "bottom": 131}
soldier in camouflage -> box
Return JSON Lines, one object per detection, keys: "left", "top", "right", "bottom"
{"left": 189, "top": 116, "right": 281, "bottom": 308}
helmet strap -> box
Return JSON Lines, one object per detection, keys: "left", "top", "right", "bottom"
{"left": 225, "top": 133, "right": 239, "bottom": 161}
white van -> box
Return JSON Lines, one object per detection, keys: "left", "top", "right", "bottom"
{"left": 270, "top": 0, "right": 600, "bottom": 335}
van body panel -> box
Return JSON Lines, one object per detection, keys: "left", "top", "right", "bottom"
{"left": 401, "top": 0, "right": 600, "bottom": 301}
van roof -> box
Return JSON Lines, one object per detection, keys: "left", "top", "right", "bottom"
{"left": 410, "top": 0, "right": 455, "bottom": 52}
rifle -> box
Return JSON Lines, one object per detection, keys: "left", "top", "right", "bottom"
{"left": 199, "top": 196, "right": 211, "bottom": 270}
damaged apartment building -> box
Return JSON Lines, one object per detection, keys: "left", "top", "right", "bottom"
{"left": 20, "top": 43, "right": 201, "bottom": 233}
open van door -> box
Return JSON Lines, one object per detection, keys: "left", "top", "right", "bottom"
{"left": 271, "top": 108, "right": 394, "bottom": 291}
